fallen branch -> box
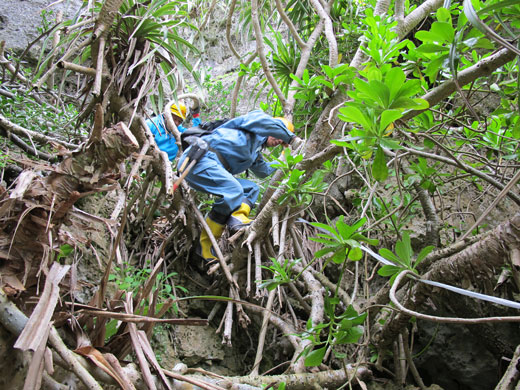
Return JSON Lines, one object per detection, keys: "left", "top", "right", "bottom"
{"left": 0, "top": 289, "right": 103, "bottom": 390}
{"left": 232, "top": 367, "right": 373, "bottom": 390}
{"left": 78, "top": 309, "right": 208, "bottom": 325}
{"left": 494, "top": 344, "right": 520, "bottom": 390}
{"left": 0, "top": 113, "right": 78, "bottom": 149}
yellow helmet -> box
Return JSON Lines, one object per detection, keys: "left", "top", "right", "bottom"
{"left": 275, "top": 117, "right": 294, "bottom": 133}
{"left": 171, "top": 103, "right": 187, "bottom": 120}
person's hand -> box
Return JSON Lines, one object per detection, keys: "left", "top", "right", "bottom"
{"left": 191, "top": 105, "right": 200, "bottom": 117}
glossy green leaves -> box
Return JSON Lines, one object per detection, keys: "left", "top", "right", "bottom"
{"left": 272, "top": 149, "right": 327, "bottom": 207}
{"left": 360, "top": 10, "right": 408, "bottom": 67}
{"left": 290, "top": 64, "right": 356, "bottom": 101}
{"left": 302, "top": 304, "right": 366, "bottom": 366}
{"left": 311, "top": 217, "right": 378, "bottom": 263}
{"left": 377, "top": 232, "right": 434, "bottom": 284}
{"left": 334, "top": 67, "right": 428, "bottom": 182}
{"left": 258, "top": 257, "right": 300, "bottom": 291}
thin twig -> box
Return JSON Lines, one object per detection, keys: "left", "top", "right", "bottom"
{"left": 250, "top": 288, "right": 276, "bottom": 376}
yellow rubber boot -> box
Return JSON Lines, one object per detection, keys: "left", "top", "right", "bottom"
{"left": 198, "top": 217, "right": 225, "bottom": 261}
{"left": 227, "top": 203, "right": 252, "bottom": 234}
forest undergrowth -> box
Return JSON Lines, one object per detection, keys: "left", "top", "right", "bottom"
{"left": 0, "top": 0, "right": 519, "bottom": 389}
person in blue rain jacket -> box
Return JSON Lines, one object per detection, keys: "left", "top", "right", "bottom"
{"left": 146, "top": 103, "right": 201, "bottom": 161}
{"left": 177, "top": 109, "right": 297, "bottom": 263}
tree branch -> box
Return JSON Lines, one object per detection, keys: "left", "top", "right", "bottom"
{"left": 404, "top": 47, "right": 517, "bottom": 119}
{"left": 251, "top": 0, "right": 288, "bottom": 110}
{"left": 309, "top": 0, "right": 337, "bottom": 67}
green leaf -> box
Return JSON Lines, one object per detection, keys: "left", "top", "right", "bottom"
{"left": 372, "top": 146, "right": 388, "bottom": 182}
{"left": 304, "top": 346, "right": 327, "bottom": 367}
{"left": 380, "top": 138, "right": 402, "bottom": 150}
{"left": 310, "top": 221, "right": 339, "bottom": 237}
{"left": 350, "top": 217, "right": 368, "bottom": 232}
{"left": 423, "top": 138, "right": 436, "bottom": 148}
{"left": 335, "top": 326, "right": 364, "bottom": 344}
{"left": 415, "top": 245, "right": 435, "bottom": 266}
{"left": 351, "top": 312, "right": 368, "bottom": 326}
{"left": 314, "top": 247, "right": 337, "bottom": 258}
{"left": 394, "top": 233, "right": 412, "bottom": 267}
{"left": 436, "top": 7, "right": 452, "bottom": 23}
{"left": 338, "top": 105, "right": 374, "bottom": 131}
{"left": 344, "top": 239, "right": 361, "bottom": 249}
{"left": 385, "top": 67, "right": 406, "bottom": 102}
{"left": 378, "top": 248, "right": 401, "bottom": 264}
{"left": 104, "top": 319, "right": 119, "bottom": 340}
{"left": 371, "top": 80, "right": 391, "bottom": 108}
{"left": 344, "top": 305, "right": 359, "bottom": 318}
{"left": 355, "top": 235, "right": 379, "bottom": 246}
{"left": 331, "top": 248, "right": 347, "bottom": 264}
{"left": 311, "top": 236, "right": 338, "bottom": 246}
{"left": 379, "top": 110, "right": 403, "bottom": 135}
{"left": 58, "top": 244, "right": 73, "bottom": 258}
{"left": 512, "top": 122, "right": 520, "bottom": 139}
{"left": 348, "top": 246, "right": 363, "bottom": 261}
{"left": 335, "top": 217, "right": 355, "bottom": 240}
{"left": 377, "top": 264, "right": 401, "bottom": 277}
{"left": 411, "top": 98, "right": 430, "bottom": 110}
{"left": 431, "top": 21, "right": 455, "bottom": 42}
{"left": 416, "top": 43, "right": 450, "bottom": 53}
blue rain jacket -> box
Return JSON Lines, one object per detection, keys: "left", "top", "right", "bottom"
{"left": 146, "top": 114, "right": 201, "bottom": 161}
{"left": 177, "top": 110, "right": 294, "bottom": 221}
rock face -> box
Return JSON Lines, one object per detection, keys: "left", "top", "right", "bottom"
{"left": 415, "top": 322, "right": 499, "bottom": 390}
{"left": 0, "top": 0, "right": 82, "bottom": 53}
{"left": 171, "top": 325, "right": 243, "bottom": 373}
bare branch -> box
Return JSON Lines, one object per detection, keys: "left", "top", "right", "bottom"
{"left": 251, "top": 0, "right": 288, "bottom": 110}
{"left": 309, "top": 0, "right": 337, "bottom": 67}
{"left": 275, "top": 0, "right": 306, "bottom": 49}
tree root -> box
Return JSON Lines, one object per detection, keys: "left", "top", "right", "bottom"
{"left": 494, "top": 344, "right": 520, "bottom": 390}
{"left": 373, "top": 213, "right": 520, "bottom": 350}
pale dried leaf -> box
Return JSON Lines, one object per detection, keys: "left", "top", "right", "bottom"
{"left": 2, "top": 274, "right": 26, "bottom": 292}
{"left": 138, "top": 330, "right": 172, "bottom": 390}
{"left": 23, "top": 323, "right": 51, "bottom": 390}
{"left": 9, "top": 171, "right": 37, "bottom": 199}
{"left": 75, "top": 346, "right": 133, "bottom": 390}
{"left": 125, "top": 297, "right": 157, "bottom": 390}
{"left": 15, "top": 263, "right": 70, "bottom": 351}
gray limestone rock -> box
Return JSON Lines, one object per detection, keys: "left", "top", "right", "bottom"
{"left": 0, "top": 0, "right": 82, "bottom": 55}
